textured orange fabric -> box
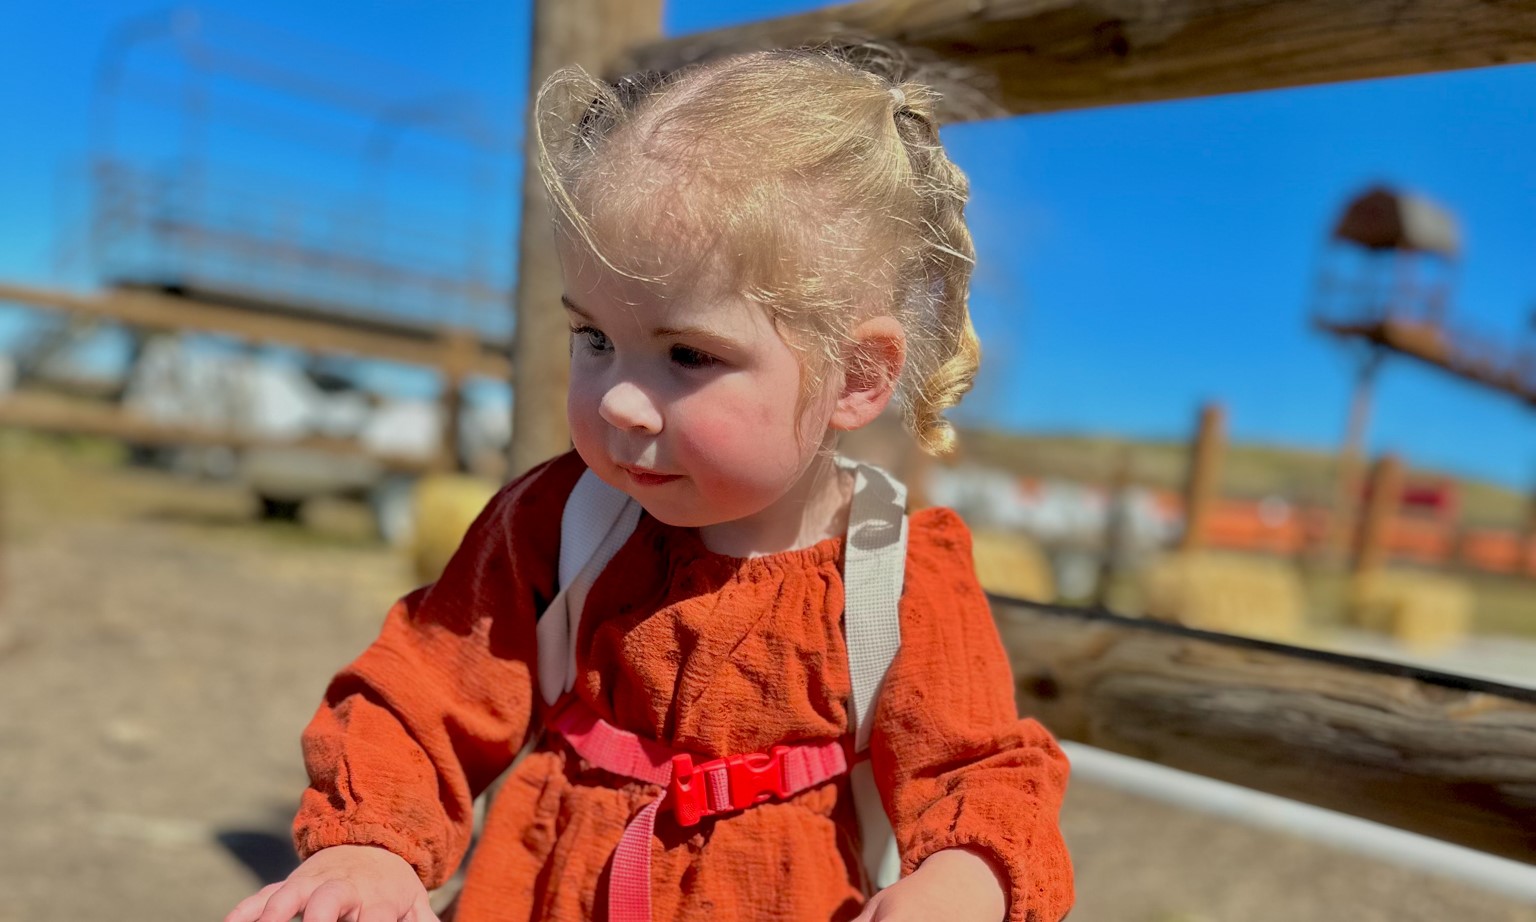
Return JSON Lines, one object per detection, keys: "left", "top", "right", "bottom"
{"left": 294, "top": 451, "right": 1074, "bottom": 922}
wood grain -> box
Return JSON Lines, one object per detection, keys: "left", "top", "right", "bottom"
{"left": 623, "top": 0, "right": 1536, "bottom": 121}
{"left": 995, "top": 597, "right": 1536, "bottom": 863}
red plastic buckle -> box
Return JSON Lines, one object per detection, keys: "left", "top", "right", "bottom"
{"left": 667, "top": 745, "right": 791, "bottom": 827}
{"left": 668, "top": 754, "right": 709, "bottom": 827}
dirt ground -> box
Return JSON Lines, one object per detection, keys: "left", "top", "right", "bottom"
{"left": 1, "top": 434, "right": 1532, "bottom": 922}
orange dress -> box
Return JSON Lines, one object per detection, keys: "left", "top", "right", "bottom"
{"left": 294, "top": 451, "right": 1074, "bottom": 922}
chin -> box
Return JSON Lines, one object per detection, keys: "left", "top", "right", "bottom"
{"left": 631, "top": 498, "right": 718, "bottom": 529}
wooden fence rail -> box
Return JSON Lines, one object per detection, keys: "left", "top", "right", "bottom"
{"left": 996, "top": 597, "right": 1536, "bottom": 864}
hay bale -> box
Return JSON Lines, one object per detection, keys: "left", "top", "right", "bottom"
{"left": 410, "top": 473, "right": 500, "bottom": 583}
{"left": 1349, "top": 569, "right": 1472, "bottom": 651}
{"left": 970, "top": 529, "right": 1055, "bottom": 602}
{"left": 1139, "top": 550, "right": 1304, "bottom": 641}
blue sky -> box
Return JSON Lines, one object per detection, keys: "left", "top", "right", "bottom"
{"left": 2, "top": 1, "right": 1533, "bottom": 491}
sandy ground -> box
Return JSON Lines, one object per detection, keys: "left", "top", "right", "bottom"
{"left": 1, "top": 437, "right": 1532, "bottom": 922}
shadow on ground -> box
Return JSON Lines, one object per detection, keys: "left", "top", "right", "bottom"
{"left": 216, "top": 812, "right": 301, "bottom": 886}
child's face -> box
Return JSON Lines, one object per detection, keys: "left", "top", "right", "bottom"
{"left": 559, "top": 240, "right": 838, "bottom": 529}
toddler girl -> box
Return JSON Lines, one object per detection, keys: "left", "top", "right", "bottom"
{"left": 226, "top": 45, "right": 1073, "bottom": 922}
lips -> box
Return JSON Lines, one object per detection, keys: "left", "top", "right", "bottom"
{"left": 618, "top": 464, "right": 682, "bottom": 486}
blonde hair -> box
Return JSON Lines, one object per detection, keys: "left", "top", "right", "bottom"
{"left": 536, "top": 44, "right": 981, "bottom": 455}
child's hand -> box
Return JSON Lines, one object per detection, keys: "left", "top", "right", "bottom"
{"left": 853, "top": 846, "right": 1009, "bottom": 922}
{"left": 223, "top": 844, "right": 439, "bottom": 922}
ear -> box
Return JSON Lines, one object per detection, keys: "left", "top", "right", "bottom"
{"left": 828, "top": 316, "right": 906, "bottom": 432}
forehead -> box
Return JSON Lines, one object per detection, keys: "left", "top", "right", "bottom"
{"left": 556, "top": 233, "right": 774, "bottom": 341}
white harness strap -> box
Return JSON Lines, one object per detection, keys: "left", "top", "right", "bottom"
{"left": 836, "top": 457, "right": 907, "bottom": 753}
{"left": 545, "top": 459, "right": 908, "bottom": 891}
{"left": 835, "top": 457, "right": 907, "bottom": 890}
{"left": 537, "top": 469, "right": 642, "bottom": 707}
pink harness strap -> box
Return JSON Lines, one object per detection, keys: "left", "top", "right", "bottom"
{"left": 547, "top": 695, "right": 849, "bottom": 922}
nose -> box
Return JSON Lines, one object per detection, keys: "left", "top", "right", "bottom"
{"left": 598, "top": 379, "right": 663, "bottom": 433}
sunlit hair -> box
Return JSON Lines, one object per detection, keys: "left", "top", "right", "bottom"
{"left": 535, "top": 44, "right": 980, "bottom": 455}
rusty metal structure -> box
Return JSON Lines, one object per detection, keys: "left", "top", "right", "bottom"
{"left": 1314, "top": 186, "right": 1536, "bottom": 408}
{"left": 2, "top": 8, "right": 516, "bottom": 482}
{"left": 1310, "top": 185, "right": 1536, "bottom": 572}
{"left": 86, "top": 8, "right": 510, "bottom": 334}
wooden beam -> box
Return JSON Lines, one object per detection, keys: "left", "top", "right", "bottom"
{"left": 0, "top": 391, "right": 432, "bottom": 473}
{"left": 509, "top": 0, "right": 666, "bottom": 477}
{"left": 997, "top": 597, "right": 1536, "bottom": 863}
{"left": 0, "top": 281, "right": 512, "bottom": 380}
{"left": 623, "top": 0, "right": 1536, "bottom": 120}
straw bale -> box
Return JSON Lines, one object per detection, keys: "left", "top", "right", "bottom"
{"left": 410, "top": 473, "right": 500, "bottom": 583}
{"left": 1349, "top": 569, "right": 1472, "bottom": 651}
{"left": 970, "top": 529, "right": 1055, "bottom": 602}
{"left": 1140, "top": 551, "right": 1304, "bottom": 641}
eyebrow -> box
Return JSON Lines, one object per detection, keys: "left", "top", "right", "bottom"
{"left": 561, "top": 295, "right": 741, "bottom": 349}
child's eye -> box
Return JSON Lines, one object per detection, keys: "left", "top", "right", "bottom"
{"left": 670, "top": 345, "right": 719, "bottom": 369}
{"left": 570, "top": 325, "right": 611, "bottom": 355}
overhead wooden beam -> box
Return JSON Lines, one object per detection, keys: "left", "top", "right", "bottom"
{"left": 622, "top": 0, "right": 1536, "bottom": 120}
{"left": 508, "top": 0, "right": 666, "bottom": 477}
{"left": 996, "top": 597, "right": 1536, "bottom": 863}
{"left": 0, "top": 281, "right": 512, "bottom": 380}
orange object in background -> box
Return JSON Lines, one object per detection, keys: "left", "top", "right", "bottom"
{"left": 1460, "top": 529, "right": 1525, "bottom": 574}
{"left": 1147, "top": 480, "right": 1530, "bottom": 576}
{"left": 1385, "top": 515, "right": 1456, "bottom": 565}
{"left": 1200, "top": 499, "right": 1308, "bottom": 555}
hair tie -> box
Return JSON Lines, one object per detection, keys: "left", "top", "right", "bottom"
{"left": 889, "top": 86, "right": 906, "bottom": 109}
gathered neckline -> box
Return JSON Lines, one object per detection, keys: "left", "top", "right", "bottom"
{"left": 650, "top": 515, "right": 846, "bottom": 570}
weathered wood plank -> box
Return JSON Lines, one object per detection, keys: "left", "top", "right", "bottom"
{"left": 0, "top": 391, "right": 433, "bottom": 472}
{"left": 0, "top": 281, "right": 511, "bottom": 380}
{"left": 995, "top": 596, "right": 1536, "bottom": 863}
{"left": 623, "top": 0, "right": 1536, "bottom": 120}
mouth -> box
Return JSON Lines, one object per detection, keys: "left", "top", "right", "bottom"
{"left": 617, "top": 464, "right": 683, "bottom": 486}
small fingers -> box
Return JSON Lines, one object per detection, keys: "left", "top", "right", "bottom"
{"left": 299, "top": 878, "right": 360, "bottom": 922}
{"left": 225, "top": 882, "right": 283, "bottom": 922}
{"left": 254, "top": 876, "right": 322, "bottom": 922}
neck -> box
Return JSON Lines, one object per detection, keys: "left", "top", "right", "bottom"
{"left": 697, "top": 441, "right": 850, "bottom": 558}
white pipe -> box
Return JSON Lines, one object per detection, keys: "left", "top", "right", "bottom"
{"left": 1062, "top": 742, "right": 1536, "bottom": 905}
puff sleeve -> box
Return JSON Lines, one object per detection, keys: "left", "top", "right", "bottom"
{"left": 291, "top": 451, "right": 584, "bottom": 887}
{"left": 871, "top": 507, "right": 1074, "bottom": 922}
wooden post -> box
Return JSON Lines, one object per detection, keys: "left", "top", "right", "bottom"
{"left": 1093, "top": 444, "right": 1134, "bottom": 609}
{"left": 440, "top": 329, "right": 479, "bottom": 472}
{"left": 508, "top": 0, "right": 665, "bottom": 478}
{"left": 1523, "top": 484, "right": 1536, "bottom": 578}
{"left": 1179, "top": 402, "right": 1225, "bottom": 553}
{"left": 1355, "top": 453, "right": 1404, "bottom": 576}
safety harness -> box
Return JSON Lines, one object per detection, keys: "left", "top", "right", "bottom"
{"left": 534, "top": 458, "right": 908, "bottom": 922}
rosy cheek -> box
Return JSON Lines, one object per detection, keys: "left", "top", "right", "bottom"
{"left": 675, "top": 402, "right": 743, "bottom": 455}
{"left": 682, "top": 391, "right": 798, "bottom": 471}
